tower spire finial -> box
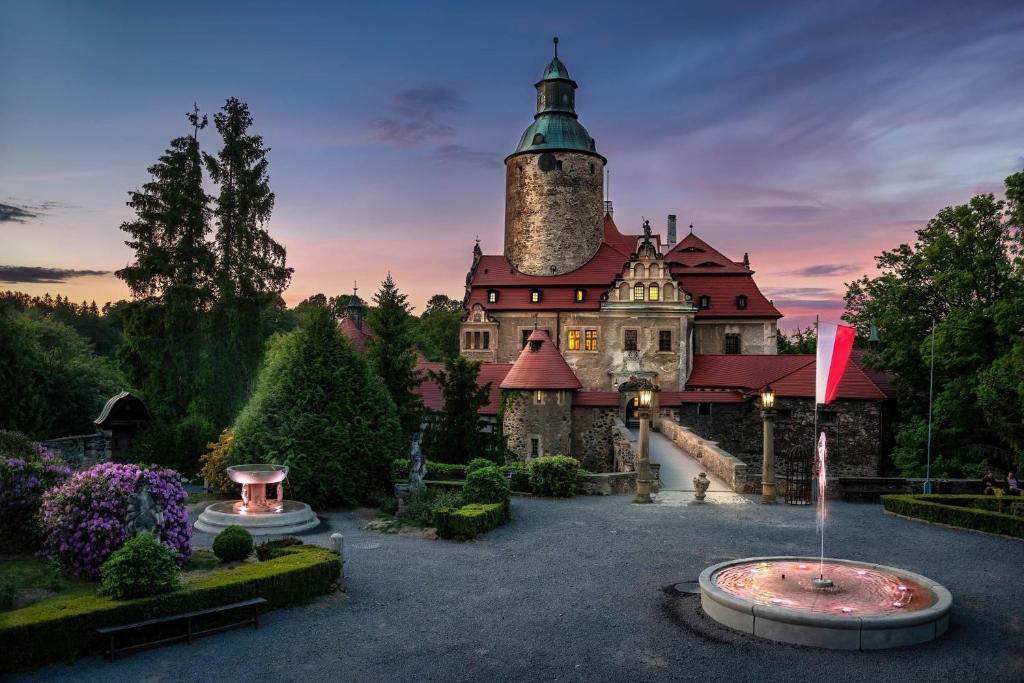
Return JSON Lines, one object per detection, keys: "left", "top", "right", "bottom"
{"left": 553, "top": 36, "right": 559, "bottom": 59}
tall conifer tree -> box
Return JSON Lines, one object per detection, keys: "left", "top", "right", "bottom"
{"left": 367, "top": 274, "right": 422, "bottom": 439}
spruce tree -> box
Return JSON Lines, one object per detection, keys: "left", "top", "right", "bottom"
{"left": 423, "top": 356, "right": 495, "bottom": 464}
{"left": 367, "top": 274, "right": 423, "bottom": 439}
{"left": 205, "top": 97, "right": 292, "bottom": 421}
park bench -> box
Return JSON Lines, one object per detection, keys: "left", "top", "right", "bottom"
{"left": 838, "top": 477, "right": 912, "bottom": 502}
{"left": 96, "top": 597, "right": 266, "bottom": 661}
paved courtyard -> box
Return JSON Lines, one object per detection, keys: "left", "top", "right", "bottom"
{"left": 20, "top": 494, "right": 1023, "bottom": 682}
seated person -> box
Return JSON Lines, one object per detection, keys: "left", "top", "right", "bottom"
{"left": 982, "top": 470, "right": 997, "bottom": 494}
{"left": 1007, "top": 471, "right": 1022, "bottom": 496}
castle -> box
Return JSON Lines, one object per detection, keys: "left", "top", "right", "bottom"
{"left": 347, "top": 42, "right": 893, "bottom": 489}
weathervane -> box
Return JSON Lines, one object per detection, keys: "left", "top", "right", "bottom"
{"left": 553, "top": 36, "right": 559, "bottom": 58}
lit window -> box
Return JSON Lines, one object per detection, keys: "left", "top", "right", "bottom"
{"left": 574, "top": 289, "right": 585, "bottom": 302}
{"left": 633, "top": 283, "right": 645, "bottom": 301}
{"left": 482, "top": 331, "right": 490, "bottom": 349}
{"left": 624, "top": 329, "right": 638, "bottom": 351}
{"left": 530, "top": 289, "right": 542, "bottom": 303}
{"left": 699, "top": 295, "right": 710, "bottom": 309}
{"left": 659, "top": 330, "right": 672, "bottom": 352}
{"left": 649, "top": 283, "right": 660, "bottom": 301}
{"left": 534, "top": 390, "right": 545, "bottom": 404}
{"left": 585, "top": 329, "right": 598, "bottom": 351}
{"left": 488, "top": 290, "right": 499, "bottom": 303}
{"left": 567, "top": 329, "right": 581, "bottom": 350}
{"left": 736, "top": 295, "right": 747, "bottom": 309}
{"left": 725, "top": 334, "right": 741, "bottom": 354}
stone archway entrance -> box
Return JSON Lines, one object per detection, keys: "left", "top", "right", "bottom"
{"left": 624, "top": 396, "right": 640, "bottom": 428}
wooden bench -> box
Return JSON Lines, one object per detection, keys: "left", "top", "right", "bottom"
{"left": 97, "top": 597, "right": 266, "bottom": 661}
{"left": 838, "top": 477, "right": 912, "bottom": 502}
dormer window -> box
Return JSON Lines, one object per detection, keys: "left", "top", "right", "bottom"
{"left": 699, "top": 295, "right": 710, "bottom": 309}
{"left": 574, "top": 289, "right": 585, "bottom": 303}
{"left": 487, "top": 289, "right": 499, "bottom": 304}
{"left": 530, "top": 289, "right": 542, "bottom": 303}
{"left": 736, "top": 295, "right": 748, "bottom": 310}
{"left": 532, "top": 133, "right": 546, "bottom": 145}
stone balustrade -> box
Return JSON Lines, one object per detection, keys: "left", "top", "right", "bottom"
{"left": 656, "top": 417, "right": 750, "bottom": 492}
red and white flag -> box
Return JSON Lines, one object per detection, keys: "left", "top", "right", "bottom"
{"left": 815, "top": 321, "right": 856, "bottom": 405}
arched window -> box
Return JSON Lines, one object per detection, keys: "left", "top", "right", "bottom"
{"left": 532, "top": 133, "right": 546, "bottom": 145}
{"left": 634, "top": 263, "right": 645, "bottom": 278}
{"left": 649, "top": 263, "right": 660, "bottom": 278}
{"left": 633, "top": 283, "right": 645, "bottom": 301}
{"left": 648, "top": 283, "right": 660, "bottom": 301}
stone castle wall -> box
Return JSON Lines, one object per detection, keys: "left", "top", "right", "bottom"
{"left": 570, "top": 406, "right": 617, "bottom": 472}
{"left": 501, "top": 389, "right": 573, "bottom": 461}
{"left": 693, "top": 319, "right": 777, "bottom": 355}
{"left": 504, "top": 151, "right": 605, "bottom": 276}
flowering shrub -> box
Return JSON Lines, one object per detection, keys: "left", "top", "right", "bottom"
{"left": 40, "top": 462, "right": 191, "bottom": 578}
{"left": 0, "top": 434, "right": 71, "bottom": 551}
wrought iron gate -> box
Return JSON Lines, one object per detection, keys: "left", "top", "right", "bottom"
{"left": 783, "top": 443, "right": 814, "bottom": 505}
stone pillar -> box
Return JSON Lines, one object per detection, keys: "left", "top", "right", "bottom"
{"left": 762, "top": 411, "right": 777, "bottom": 503}
{"left": 635, "top": 407, "right": 653, "bottom": 504}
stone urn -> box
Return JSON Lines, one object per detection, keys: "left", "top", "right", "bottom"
{"left": 693, "top": 472, "right": 710, "bottom": 502}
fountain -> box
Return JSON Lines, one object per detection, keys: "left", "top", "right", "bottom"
{"left": 194, "top": 464, "right": 319, "bottom": 535}
{"left": 697, "top": 432, "right": 951, "bottom": 649}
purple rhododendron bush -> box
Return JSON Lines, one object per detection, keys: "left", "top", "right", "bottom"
{"left": 40, "top": 462, "right": 191, "bottom": 578}
{"left": 0, "top": 440, "right": 72, "bottom": 551}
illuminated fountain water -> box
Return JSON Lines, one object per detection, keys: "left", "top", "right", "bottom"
{"left": 195, "top": 464, "right": 319, "bottom": 535}
{"left": 698, "top": 433, "right": 952, "bottom": 649}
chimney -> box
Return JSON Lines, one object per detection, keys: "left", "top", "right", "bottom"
{"left": 667, "top": 214, "right": 677, "bottom": 246}
{"left": 604, "top": 200, "right": 614, "bottom": 216}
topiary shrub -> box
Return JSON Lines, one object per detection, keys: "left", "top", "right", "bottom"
{"left": 212, "top": 525, "right": 253, "bottom": 563}
{"left": 466, "top": 457, "right": 497, "bottom": 473}
{"left": 199, "top": 429, "right": 236, "bottom": 494}
{"left": 255, "top": 537, "right": 302, "bottom": 561}
{"left": 462, "top": 466, "right": 511, "bottom": 505}
{"left": 0, "top": 433, "right": 71, "bottom": 552}
{"left": 528, "top": 456, "right": 579, "bottom": 497}
{"left": 39, "top": 462, "right": 190, "bottom": 578}
{"left": 434, "top": 502, "right": 511, "bottom": 540}
{"left": 398, "top": 488, "right": 462, "bottom": 526}
{"left": 99, "top": 533, "right": 180, "bottom": 599}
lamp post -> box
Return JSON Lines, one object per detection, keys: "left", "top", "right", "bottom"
{"left": 620, "top": 377, "right": 659, "bottom": 504}
{"left": 760, "top": 385, "right": 777, "bottom": 504}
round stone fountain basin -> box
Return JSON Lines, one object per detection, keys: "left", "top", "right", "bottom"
{"left": 699, "top": 557, "right": 951, "bottom": 650}
{"left": 227, "top": 464, "right": 288, "bottom": 485}
{"left": 194, "top": 500, "right": 318, "bottom": 536}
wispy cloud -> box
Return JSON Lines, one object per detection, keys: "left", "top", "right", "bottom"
{"left": 371, "top": 84, "right": 464, "bottom": 147}
{"left": 0, "top": 201, "right": 55, "bottom": 223}
{"left": 789, "top": 264, "right": 859, "bottom": 277}
{"left": 0, "top": 265, "right": 111, "bottom": 283}
{"left": 431, "top": 143, "right": 497, "bottom": 167}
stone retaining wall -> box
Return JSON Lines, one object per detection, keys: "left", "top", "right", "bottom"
{"left": 656, "top": 417, "right": 751, "bottom": 492}
{"left": 41, "top": 433, "right": 109, "bottom": 469}
{"left": 611, "top": 417, "right": 636, "bottom": 472}
{"left": 576, "top": 472, "right": 637, "bottom": 495}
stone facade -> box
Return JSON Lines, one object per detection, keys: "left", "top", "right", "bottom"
{"left": 504, "top": 150, "right": 605, "bottom": 276}
{"left": 501, "top": 389, "right": 573, "bottom": 461}
{"left": 42, "top": 433, "right": 110, "bottom": 470}
{"left": 570, "top": 406, "right": 616, "bottom": 472}
{"left": 694, "top": 319, "right": 777, "bottom": 355}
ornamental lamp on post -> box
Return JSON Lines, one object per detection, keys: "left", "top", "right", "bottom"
{"left": 620, "top": 376, "right": 659, "bottom": 504}
{"left": 760, "top": 385, "right": 777, "bottom": 504}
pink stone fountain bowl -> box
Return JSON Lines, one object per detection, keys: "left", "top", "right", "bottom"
{"left": 226, "top": 464, "right": 288, "bottom": 485}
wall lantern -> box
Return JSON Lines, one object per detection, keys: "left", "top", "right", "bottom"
{"left": 760, "top": 385, "right": 775, "bottom": 411}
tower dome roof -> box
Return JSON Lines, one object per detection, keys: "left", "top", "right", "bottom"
{"left": 541, "top": 56, "right": 572, "bottom": 82}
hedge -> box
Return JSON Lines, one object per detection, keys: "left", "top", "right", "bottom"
{"left": 881, "top": 494, "right": 1024, "bottom": 540}
{"left": 391, "top": 458, "right": 468, "bottom": 481}
{"left": 0, "top": 544, "right": 341, "bottom": 673}
{"left": 434, "top": 501, "right": 510, "bottom": 540}
{"left": 528, "top": 456, "right": 580, "bottom": 497}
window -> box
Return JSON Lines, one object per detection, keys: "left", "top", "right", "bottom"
{"left": 522, "top": 329, "right": 531, "bottom": 348}
{"left": 589, "top": 163, "right": 595, "bottom": 174}
{"left": 736, "top": 295, "right": 747, "bottom": 310}
{"left": 530, "top": 289, "right": 542, "bottom": 303}
{"left": 555, "top": 160, "right": 563, "bottom": 170}
{"left": 532, "top": 133, "right": 546, "bottom": 145}
{"left": 725, "top": 334, "right": 741, "bottom": 354}
{"left": 574, "top": 288, "right": 585, "bottom": 302}
{"left": 534, "top": 390, "right": 545, "bottom": 404}
{"left": 624, "top": 329, "right": 638, "bottom": 351}
{"left": 487, "top": 289, "right": 499, "bottom": 303}
{"left": 659, "top": 330, "right": 672, "bottom": 352}
{"left": 567, "top": 329, "right": 581, "bottom": 351}
{"left": 482, "top": 331, "right": 490, "bottom": 349}
{"left": 584, "top": 329, "right": 598, "bottom": 351}
{"left": 473, "top": 331, "right": 481, "bottom": 349}
{"left": 464, "top": 331, "right": 472, "bottom": 349}
{"left": 649, "top": 283, "right": 660, "bottom": 301}
{"left": 699, "top": 295, "right": 710, "bottom": 309}
{"left": 633, "top": 283, "right": 645, "bottom": 301}
{"left": 697, "top": 403, "right": 712, "bottom": 416}
{"left": 530, "top": 437, "right": 540, "bottom": 458}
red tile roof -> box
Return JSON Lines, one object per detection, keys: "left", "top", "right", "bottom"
{"left": 500, "top": 330, "right": 582, "bottom": 390}
{"left": 664, "top": 232, "right": 750, "bottom": 273}
{"left": 572, "top": 391, "right": 621, "bottom": 407}
{"left": 415, "top": 361, "right": 512, "bottom": 415}
{"left": 339, "top": 316, "right": 376, "bottom": 352}
{"left": 687, "top": 354, "right": 886, "bottom": 401}
{"left": 681, "top": 274, "right": 781, "bottom": 318}
{"left": 850, "top": 349, "right": 897, "bottom": 399}
{"left": 661, "top": 390, "right": 747, "bottom": 405}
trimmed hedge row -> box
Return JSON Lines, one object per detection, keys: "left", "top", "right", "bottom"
{"left": 434, "top": 501, "right": 511, "bottom": 540}
{"left": 0, "top": 544, "right": 341, "bottom": 673}
{"left": 391, "top": 459, "right": 468, "bottom": 481}
{"left": 881, "top": 494, "right": 1024, "bottom": 540}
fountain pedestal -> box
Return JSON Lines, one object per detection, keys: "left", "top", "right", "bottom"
{"left": 194, "top": 464, "right": 318, "bottom": 536}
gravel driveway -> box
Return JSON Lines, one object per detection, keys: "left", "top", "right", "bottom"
{"left": 18, "top": 495, "right": 1023, "bottom": 682}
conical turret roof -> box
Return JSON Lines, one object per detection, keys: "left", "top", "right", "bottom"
{"left": 500, "top": 330, "right": 582, "bottom": 390}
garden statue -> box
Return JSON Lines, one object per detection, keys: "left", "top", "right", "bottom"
{"left": 125, "top": 479, "right": 164, "bottom": 536}
{"left": 409, "top": 431, "right": 427, "bottom": 491}
{"left": 692, "top": 472, "right": 710, "bottom": 503}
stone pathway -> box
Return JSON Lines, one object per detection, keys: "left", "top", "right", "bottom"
{"left": 633, "top": 428, "right": 731, "bottom": 492}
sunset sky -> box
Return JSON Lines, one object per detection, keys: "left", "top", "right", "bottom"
{"left": 2, "top": 0, "right": 1022, "bottom": 330}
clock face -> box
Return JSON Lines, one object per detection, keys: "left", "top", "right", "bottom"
{"left": 538, "top": 153, "right": 557, "bottom": 172}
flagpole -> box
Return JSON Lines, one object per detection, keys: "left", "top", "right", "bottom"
{"left": 924, "top": 318, "right": 935, "bottom": 494}
{"left": 814, "top": 314, "right": 820, "bottom": 565}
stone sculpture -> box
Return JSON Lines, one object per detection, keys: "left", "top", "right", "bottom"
{"left": 125, "top": 479, "right": 164, "bottom": 536}
{"left": 409, "top": 431, "right": 427, "bottom": 491}
{"left": 693, "top": 472, "right": 710, "bottom": 503}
